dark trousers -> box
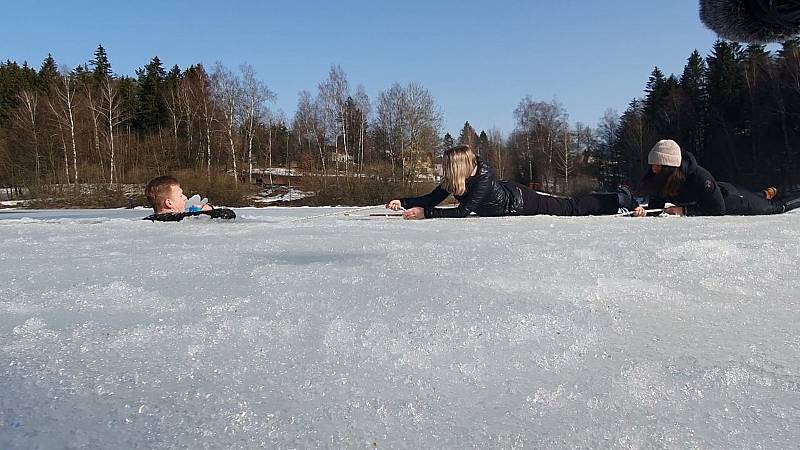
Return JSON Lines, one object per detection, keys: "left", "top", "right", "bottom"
{"left": 720, "top": 182, "right": 784, "bottom": 215}
{"left": 509, "top": 182, "right": 620, "bottom": 216}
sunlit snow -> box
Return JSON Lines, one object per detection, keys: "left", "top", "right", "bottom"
{"left": 1, "top": 207, "right": 799, "bottom": 448}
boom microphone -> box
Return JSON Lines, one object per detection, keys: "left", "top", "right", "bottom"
{"left": 699, "top": 0, "right": 800, "bottom": 43}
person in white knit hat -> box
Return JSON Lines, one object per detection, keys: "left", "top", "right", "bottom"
{"left": 632, "top": 139, "right": 800, "bottom": 217}
{"left": 648, "top": 139, "right": 683, "bottom": 167}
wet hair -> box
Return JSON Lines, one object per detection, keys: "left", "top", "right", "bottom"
{"left": 442, "top": 145, "right": 477, "bottom": 196}
{"left": 145, "top": 175, "right": 180, "bottom": 211}
{"left": 641, "top": 165, "right": 686, "bottom": 198}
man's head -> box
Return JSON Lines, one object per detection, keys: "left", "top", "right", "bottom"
{"left": 145, "top": 176, "right": 186, "bottom": 213}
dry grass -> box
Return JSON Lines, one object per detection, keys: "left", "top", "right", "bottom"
{"left": 13, "top": 165, "right": 442, "bottom": 209}
{"left": 298, "top": 174, "right": 437, "bottom": 206}
{"left": 23, "top": 170, "right": 257, "bottom": 209}
{"left": 29, "top": 185, "right": 132, "bottom": 209}
{"left": 171, "top": 170, "right": 258, "bottom": 207}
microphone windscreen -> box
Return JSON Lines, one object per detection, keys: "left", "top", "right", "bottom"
{"left": 699, "top": 0, "right": 800, "bottom": 43}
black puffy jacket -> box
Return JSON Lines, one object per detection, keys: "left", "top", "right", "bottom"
{"left": 646, "top": 151, "right": 726, "bottom": 216}
{"left": 143, "top": 208, "right": 237, "bottom": 222}
{"left": 401, "top": 158, "right": 522, "bottom": 218}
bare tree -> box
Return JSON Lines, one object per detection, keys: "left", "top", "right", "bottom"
{"left": 82, "top": 82, "right": 105, "bottom": 178}
{"left": 513, "top": 98, "right": 567, "bottom": 190}
{"left": 375, "top": 82, "right": 442, "bottom": 182}
{"left": 555, "top": 127, "right": 576, "bottom": 192}
{"left": 211, "top": 63, "right": 242, "bottom": 181}
{"left": 375, "top": 83, "right": 404, "bottom": 180}
{"left": 402, "top": 81, "right": 442, "bottom": 181}
{"left": 486, "top": 127, "right": 508, "bottom": 179}
{"left": 594, "top": 109, "right": 620, "bottom": 187}
{"left": 164, "top": 80, "right": 182, "bottom": 162}
{"left": 240, "top": 63, "right": 276, "bottom": 183}
{"left": 14, "top": 89, "right": 41, "bottom": 184}
{"left": 293, "top": 90, "right": 326, "bottom": 173}
{"left": 318, "top": 65, "right": 350, "bottom": 174}
{"left": 194, "top": 66, "right": 215, "bottom": 177}
{"left": 48, "top": 70, "right": 80, "bottom": 184}
{"left": 264, "top": 109, "right": 274, "bottom": 184}
{"left": 353, "top": 85, "right": 371, "bottom": 173}
{"left": 93, "top": 77, "right": 127, "bottom": 185}
{"left": 177, "top": 70, "right": 200, "bottom": 167}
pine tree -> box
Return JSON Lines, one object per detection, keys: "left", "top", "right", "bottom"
{"left": 136, "top": 56, "right": 167, "bottom": 131}
{"left": 442, "top": 132, "right": 454, "bottom": 151}
{"left": 680, "top": 51, "right": 707, "bottom": 98}
{"left": 73, "top": 64, "right": 88, "bottom": 77}
{"left": 705, "top": 40, "right": 744, "bottom": 178}
{"left": 774, "top": 38, "right": 800, "bottom": 183}
{"left": 478, "top": 130, "right": 489, "bottom": 155}
{"left": 643, "top": 67, "right": 667, "bottom": 121}
{"left": 38, "top": 54, "right": 59, "bottom": 91}
{"left": 167, "top": 64, "right": 181, "bottom": 83}
{"left": 613, "top": 98, "right": 649, "bottom": 184}
{"left": 678, "top": 50, "right": 708, "bottom": 156}
{"left": 458, "top": 121, "right": 479, "bottom": 152}
{"left": 117, "top": 76, "right": 138, "bottom": 124}
{"left": 90, "top": 44, "right": 112, "bottom": 82}
{"left": 741, "top": 44, "right": 772, "bottom": 179}
{"left": 641, "top": 67, "right": 683, "bottom": 144}
{"left": 660, "top": 75, "right": 682, "bottom": 138}
{"left": 0, "top": 60, "right": 36, "bottom": 126}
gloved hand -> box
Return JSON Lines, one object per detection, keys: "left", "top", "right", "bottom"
{"left": 185, "top": 194, "right": 209, "bottom": 212}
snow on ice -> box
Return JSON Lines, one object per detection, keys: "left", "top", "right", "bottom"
{"left": 1, "top": 207, "right": 799, "bottom": 448}
{"left": 254, "top": 188, "right": 315, "bottom": 204}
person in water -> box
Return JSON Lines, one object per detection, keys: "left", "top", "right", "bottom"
{"left": 386, "top": 145, "right": 639, "bottom": 219}
{"left": 632, "top": 139, "right": 800, "bottom": 217}
{"left": 143, "top": 175, "right": 235, "bottom": 221}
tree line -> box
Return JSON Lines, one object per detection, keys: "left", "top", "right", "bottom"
{"left": 508, "top": 39, "right": 800, "bottom": 195}
{"left": 1, "top": 40, "right": 799, "bottom": 203}
{"left": 0, "top": 45, "right": 443, "bottom": 201}
{"left": 598, "top": 39, "right": 800, "bottom": 191}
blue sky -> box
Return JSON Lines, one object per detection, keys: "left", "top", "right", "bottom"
{"left": 2, "top": 0, "right": 720, "bottom": 136}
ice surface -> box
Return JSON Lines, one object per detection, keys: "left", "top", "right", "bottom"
{"left": 1, "top": 207, "right": 799, "bottom": 449}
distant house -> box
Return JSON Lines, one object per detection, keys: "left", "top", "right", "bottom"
{"left": 330, "top": 152, "right": 354, "bottom": 164}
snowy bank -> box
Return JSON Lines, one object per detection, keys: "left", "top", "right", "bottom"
{"left": 253, "top": 187, "right": 315, "bottom": 204}
{"left": 1, "top": 208, "right": 799, "bottom": 448}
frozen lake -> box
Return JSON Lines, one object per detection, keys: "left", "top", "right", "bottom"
{"left": 1, "top": 207, "right": 799, "bottom": 448}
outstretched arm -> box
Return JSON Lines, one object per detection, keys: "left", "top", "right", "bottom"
{"left": 424, "top": 177, "right": 491, "bottom": 218}
{"left": 399, "top": 185, "right": 451, "bottom": 210}
{"left": 386, "top": 185, "right": 450, "bottom": 219}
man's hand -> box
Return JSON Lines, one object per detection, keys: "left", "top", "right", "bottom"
{"left": 402, "top": 207, "right": 425, "bottom": 220}
{"left": 632, "top": 206, "right": 647, "bottom": 217}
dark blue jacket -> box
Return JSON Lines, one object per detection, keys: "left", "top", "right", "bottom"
{"left": 646, "top": 151, "right": 726, "bottom": 216}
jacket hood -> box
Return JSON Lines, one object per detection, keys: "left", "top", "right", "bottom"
{"left": 680, "top": 151, "right": 698, "bottom": 175}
